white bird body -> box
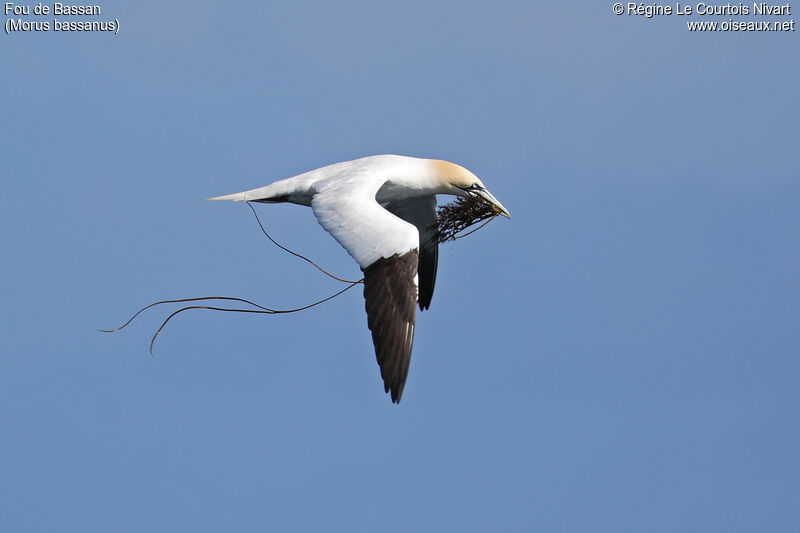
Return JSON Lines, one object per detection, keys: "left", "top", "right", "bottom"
{"left": 209, "top": 154, "right": 509, "bottom": 403}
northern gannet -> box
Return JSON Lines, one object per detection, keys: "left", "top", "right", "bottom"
{"left": 209, "top": 154, "right": 509, "bottom": 403}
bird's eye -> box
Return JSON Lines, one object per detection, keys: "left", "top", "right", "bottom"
{"left": 457, "top": 183, "right": 484, "bottom": 193}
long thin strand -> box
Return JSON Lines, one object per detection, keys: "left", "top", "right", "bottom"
{"left": 246, "top": 202, "right": 362, "bottom": 284}
{"left": 450, "top": 212, "right": 499, "bottom": 240}
{"left": 148, "top": 281, "right": 360, "bottom": 354}
{"left": 99, "top": 296, "right": 276, "bottom": 333}
{"left": 101, "top": 201, "right": 366, "bottom": 349}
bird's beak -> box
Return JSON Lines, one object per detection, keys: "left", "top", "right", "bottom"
{"left": 473, "top": 189, "right": 511, "bottom": 219}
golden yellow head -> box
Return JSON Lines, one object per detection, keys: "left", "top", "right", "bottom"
{"left": 429, "top": 159, "right": 510, "bottom": 218}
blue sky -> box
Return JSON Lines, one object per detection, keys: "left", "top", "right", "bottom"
{"left": 2, "top": 1, "right": 798, "bottom": 531}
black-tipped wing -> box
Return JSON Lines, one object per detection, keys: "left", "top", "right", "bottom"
{"left": 362, "top": 251, "right": 419, "bottom": 403}
{"left": 385, "top": 196, "right": 439, "bottom": 310}
{"left": 417, "top": 228, "right": 438, "bottom": 311}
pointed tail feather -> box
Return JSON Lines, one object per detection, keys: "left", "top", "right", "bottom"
{"left": 207, "top": 191, "right": 249, "bottom": 201}
{"left": 206, "top": 176, "right": 314, "bottom": 204}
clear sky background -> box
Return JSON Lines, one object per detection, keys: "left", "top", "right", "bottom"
{"left": 2, "top": 1, "right": 798, "bottom": 531}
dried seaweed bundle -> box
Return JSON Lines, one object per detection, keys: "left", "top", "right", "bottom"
{"left": 436, "top": 195, "right": 500, "bottom": 243}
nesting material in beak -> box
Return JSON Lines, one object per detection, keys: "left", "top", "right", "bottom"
{"left": 436, "top": 195, "right": 508, "bottom": 243}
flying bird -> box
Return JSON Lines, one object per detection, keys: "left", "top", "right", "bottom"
{"left": 209, "top": 154, "right": 509, "bottom": 403}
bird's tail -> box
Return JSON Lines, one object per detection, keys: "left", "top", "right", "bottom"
{"left": 207, "top": 175, "right": 314, "bottom": 204}
{"left": 206, "top": 186, "right": 285, "bottom": 202}
{"left": 206, "top": 191, "right": 249, "bottom": 201}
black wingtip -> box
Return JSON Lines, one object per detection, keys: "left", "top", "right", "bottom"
{"left": 391, "top": 382, "right": 404, "bottom": 403}
{"left": 363, "top": 252, "right": 417, "bottom": 406}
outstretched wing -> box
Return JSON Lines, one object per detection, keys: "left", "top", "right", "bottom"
{"left": 361, "top": 251, "right": 418, "bottom": 402}
{"left": 311, "top": 178, "right": 420, "bottom": 403}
